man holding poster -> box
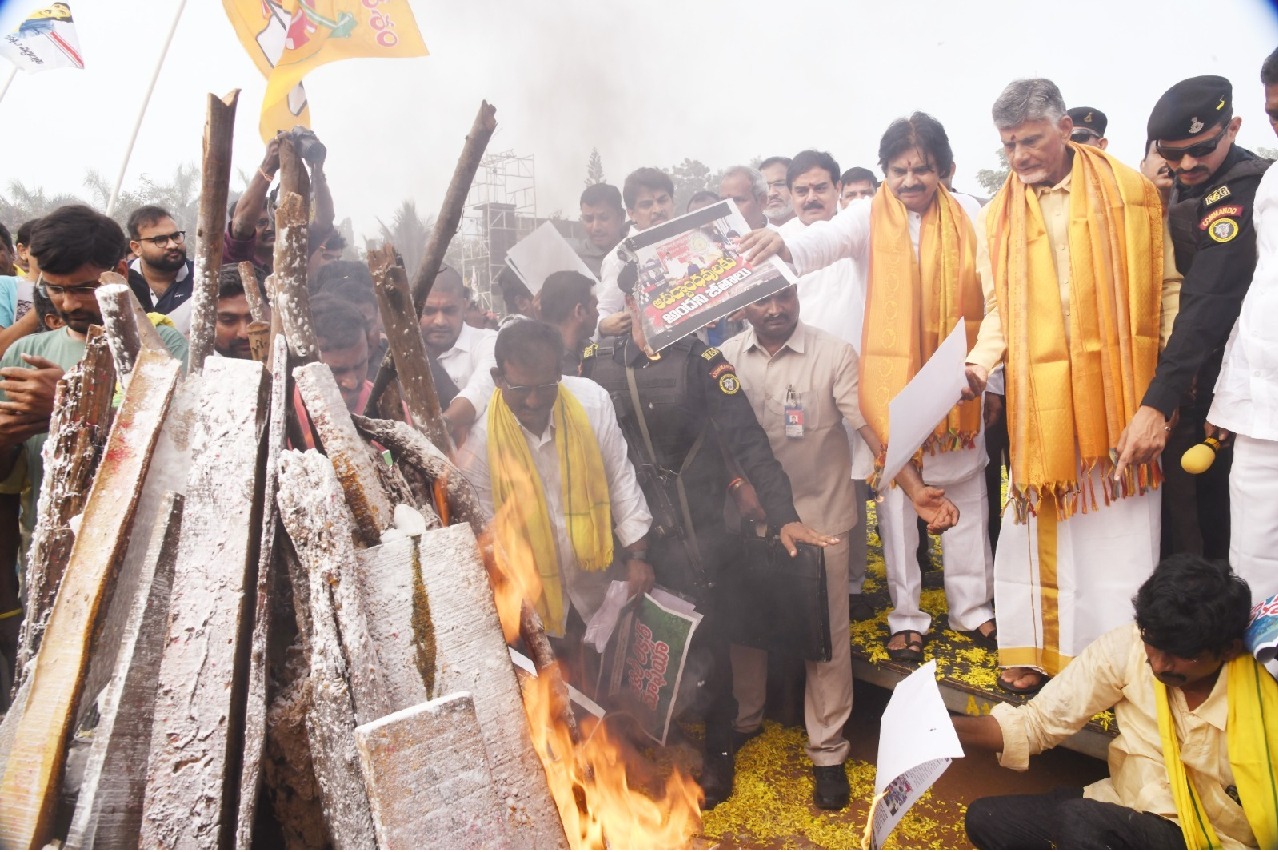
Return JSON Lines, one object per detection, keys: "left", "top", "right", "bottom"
{"left": 739, "top": 120, "right": 996, "bottom": 664}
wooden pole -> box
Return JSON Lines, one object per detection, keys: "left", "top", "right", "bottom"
{"left": 271, "top": 192, "right": 318, "bottom": 364}
{"left": 238, "top": 261, "right": 267, "bottom": 323}
{"left": 365, "top": 101, "right": 498, "bottom": 416}
{"left": 187, "top": 89, "right": 240, "bottom": 373}
{"left": 367, "top": 245, "right": 450, "bottom": 451}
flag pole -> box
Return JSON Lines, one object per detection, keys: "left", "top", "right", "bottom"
{"left": 0, "top": 66, "right": 16, "bottom": 104}
{"left": 106, "top": 0, "right": 188, "bottom": 215}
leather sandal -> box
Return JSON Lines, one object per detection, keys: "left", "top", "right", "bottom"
{"left": 996, "top": 667, "right": 1049, "bottom": 696}
{"left": 963, "top": 619, "right": 998, "bottom": 652}
{"left": 886, "top": 630, "right": 925, "bottom": 663}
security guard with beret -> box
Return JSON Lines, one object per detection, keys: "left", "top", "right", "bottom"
{"left": 581, "top": 262, "right": 836, "bottom": 809}
{"left": 1117, "top": 75, "right": 1272, "bottom": 559}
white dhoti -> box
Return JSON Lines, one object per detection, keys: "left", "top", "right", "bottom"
{"left": 994, "top": 467, "right": 1161, "bottom": 675}
{"left": 880, "top": 444, "right": 993, "bottom": 634}
{"left": 1229, "top": 434, "right": 1278, "bottom": 605}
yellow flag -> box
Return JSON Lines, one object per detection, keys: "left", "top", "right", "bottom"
{"left": 222, "top": 0, "right": 428, "bottom": 141}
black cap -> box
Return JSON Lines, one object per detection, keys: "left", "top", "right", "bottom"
{"left": 1147, "top": 75, "right": 1233, "bottom": 142}
{"left": 1067, "top": 106, "right": 1107, "bottom": 137}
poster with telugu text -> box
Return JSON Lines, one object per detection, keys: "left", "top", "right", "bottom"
{"left": 596, "top": 591, "right": 701, "bottom": 744}
{"left": 621, "top": 200, "right": 795, "bottom": 352}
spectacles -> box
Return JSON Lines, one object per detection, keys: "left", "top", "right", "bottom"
{"left": 36, "top": 273, "right": 99, "bottom": 297}
{"left": 137, "top": 230, "right": 186, "bottom": 247}
{"left": 1070, "top": 130, "right": 1100, "bottom": 143}
{"left": 501, "top": 380, "right": 560, "bottom": 403}
{"left": 766, "top": 179, "right": 787, "bottom": 191}
{"left": 1156, "top": 126, "right": 1227, "bottom": 162}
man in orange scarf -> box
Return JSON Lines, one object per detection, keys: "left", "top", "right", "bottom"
{"left": 738, "top": 117, "right": 997, "bottom": 663}
{"left": 964, "top": 78, "right": 1182, "bottom": 694}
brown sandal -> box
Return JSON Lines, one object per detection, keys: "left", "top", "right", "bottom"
{"left": 886, "top": 630, "right": 925, "bottom": 663}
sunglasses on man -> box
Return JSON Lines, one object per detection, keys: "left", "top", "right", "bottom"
{"left": 1156, "top": 125, "right": 1227, "bottom": 162}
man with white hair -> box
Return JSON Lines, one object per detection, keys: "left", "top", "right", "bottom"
{"left": 718, "top": 165, "right": 769, "bottom": 230}
{"left": 963, "top": 78, "right": 1181, "bottom": 694}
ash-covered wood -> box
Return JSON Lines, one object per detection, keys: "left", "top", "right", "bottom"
{"left": 65, "top": 493, "right": 183, "bottom": 850}
{"left": 140, "top": 358, "right": 267, "bottom": 850}
{"left": 355, "top": 693, "right": 512, "bottom": 850}
{"left": 295, "top": 363, "right": 394, "bottom": 546}
{"left": 187, "top": 89, "right": 240, "bottom": 373}
{"left": 353, "top": 537, "right": 434, "bottom": 711}
{"left": 14, "top": 327, "right": 116, "bottom": 684}
{"left": 272, "top": 192, "right": 318, "bottom": 364}
{"left": 239, "top": 261, "right": 267, "bottom": 323}
{"left": 0, "top": 350, "right": 179, "bottom": 849}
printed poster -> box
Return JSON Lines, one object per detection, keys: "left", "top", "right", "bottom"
{"left": 596, "top": 590, "right": 701, "bottom": 744}
{"left": 621, "top": 199, "right": 795, "bottom": 352}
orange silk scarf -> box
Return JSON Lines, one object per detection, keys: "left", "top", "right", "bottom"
{"left": 860, "top": 183, "right": 984, "bottom": 481}
{"left": 984, "top": 143, "right": 1163, "bottom": 520}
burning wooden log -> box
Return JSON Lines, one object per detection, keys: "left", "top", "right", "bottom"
{"left": 294, "top": 363, "right": 394, "bottom": 546}
{"left": 139, "top": 358, "right": 268, "bottom": 849}
{"left": 366, "top": 101, "right": 498, "bottom": 417}
{"left": 355, "top": 693, "right": 512, "bottom": 849}
{"left": 0, "top": 349, "right": 179, "bottom": 849}
{"left": 187, "top": 90, "right": 240, "bottom": 373}
{"left": 13, "top": 327, "right": 115, "bottom": 684}
{"left": 64, "top": 493, "right": 183, "bottom": 850}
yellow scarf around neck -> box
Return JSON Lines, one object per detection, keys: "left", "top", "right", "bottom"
{"left": 861, "top": 183, "right": 984, "bottom": 482}
{"left": 487, "top": 385, "right": 613, "bottom": 635}
{"left": 1155, "top": 654, "right": 1278, "bottom": 850}
{"left": 985, "top": 143, "right": 1163, "bottom": 521}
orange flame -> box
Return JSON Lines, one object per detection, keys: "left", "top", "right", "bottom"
{"left": 481, "top": 501, "right": 703, "bottom": 848}
{"left": 522, "top": 661, "right": 703, "bottom": 849}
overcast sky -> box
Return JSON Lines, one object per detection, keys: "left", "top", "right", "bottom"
{"left": 3, "top": 0, "right": 1278, "bottom": 242}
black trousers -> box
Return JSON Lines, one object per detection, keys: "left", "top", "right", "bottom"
{"left": 1161, "top": 405, "right": 1231, "bottom": 561}
{"left": 985, "top": 396, "right": 1009, "bottom": 555}
{"left": 965, "top": 787, "right": 1186, "bottom": 850}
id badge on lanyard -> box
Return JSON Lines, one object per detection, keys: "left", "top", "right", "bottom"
{"left": 784, "top": 385, "right": 804, "bottom": 438}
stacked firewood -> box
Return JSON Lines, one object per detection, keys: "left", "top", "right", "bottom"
{"left": 0, "top": 95, "right": 572, "bottom": 850}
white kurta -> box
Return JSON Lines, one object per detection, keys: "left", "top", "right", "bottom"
{"left": 1210, "top": 165, "right": 1278, "bottom": 605}
{"left": 438, "top": 322, "right": 498, "bottom": 417}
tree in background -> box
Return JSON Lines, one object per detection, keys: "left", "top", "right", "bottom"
{"left": 585, "top": 148, "right": 606, "bottom": 186}
{"left": 668, "top": 158, "right": 715, "bottom": 212}
{"left": 2, "top": 164, "right": 201, "bottom": 236}
{"left": 374, "top": 199, "right": 432, "bottom": 274}
{"left": 975, "top": 149, "right": 1010, "bottom": 196}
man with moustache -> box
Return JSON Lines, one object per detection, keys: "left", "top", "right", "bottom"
{"left": 839, "top": 167, "right": 879, "bottom": 208}
{"left": 964, "top": 79, "right": 1180, "bottom": 695}
{"left": 718, "top": 166, "right": 769, "bottom": 229}
{"left": 575, "top": 183, "right": 626, "bottom": 279}
{"left": 0, "top": 206, "right": 188, "bottom": 561}
{"left": 1066, "top": 106, "right": 1109, "bottom": 150}
{"left": 126, "top": 205, "right": 196, "bottom": 333}
{"left": 739, "top": 124, "right": 996, "bottom": 661}
{"left": 420, "top": 265, "right": 498, "bottom": 443}
{"left": 596, "top": 167, "right": 677, "bottom": 336}
{"left": 455, "top": 320, "right": 654, "bottom": 680}
{"left": 1117, "top": 76, "right": 1271, "bottom": 566}
{"left": 759, "top": 156, "right": 795, "bottom": 226}
{"left": 721, "top": 283, "right": 959, "bottom": 809}
{"left": 212, "top": 264, "right": 255, "bottom": 361}
{"left": 955, "top": 556, "right": 1275, "bottom": 850}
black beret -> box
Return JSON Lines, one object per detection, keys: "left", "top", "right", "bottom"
{"left": 1147, "top": 75, "right": 1233, "bottom": 141}
{"left": 1067, "top": 107, "right": 1107, "bottom": 136}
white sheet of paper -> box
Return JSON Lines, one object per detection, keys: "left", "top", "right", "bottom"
{"left": 868, "top": 660, "right": 965, "bottom": 848}
{"left": 504, "top": 220, "right": 598, "bottom": 295}
{"left": 880, "top": 319, "right": 970, "bottom": 486}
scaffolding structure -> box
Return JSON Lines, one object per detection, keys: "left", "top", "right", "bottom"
{"left": 454, "top": 150, "right": 537, "bottom": 311}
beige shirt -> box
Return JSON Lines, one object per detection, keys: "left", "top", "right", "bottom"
{"left": 991, "top": 624, "right": 1254, "bottom": 849}
{"left": 720, "top": 321, "right": 866, "bottom": 534}
{"left": 967, "top": 172, "right": 1183, "bottom": 372}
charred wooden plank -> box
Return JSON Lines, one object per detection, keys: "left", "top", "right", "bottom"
{"left": 0, "top": 350, "right": 179, "bottom": 849}
{"left": 187, "top": 90, "right": 240, "bottom": 373}
{"left": 294, "top": 363, "right": 393, "bottom": 545}
{"left": 272, "top": 192, "right": 318, "bottom": 364}
{"left": 355, "top": 693, "right": 511, "bottom": 849}
{"left": 64, "top": 494, "right": 183, "bottom": 850}
{"left": 139, "top": 357, "right": 268, "bottom": 849}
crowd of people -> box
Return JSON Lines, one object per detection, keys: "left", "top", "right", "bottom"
{"left": 1, "top": 53, "right": 1277, "bottom": 848}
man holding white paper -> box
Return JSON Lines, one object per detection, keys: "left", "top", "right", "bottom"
{"left": 739, "top": 115, "right": 995, "bottom": 663}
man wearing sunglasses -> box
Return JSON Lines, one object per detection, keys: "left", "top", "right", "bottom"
{"left": 1116, "top": 76, "right": 1272, "bottom": 565}
{"left": 125, "top": 205, "right": 195, "bottom": 335}
{"left": 1066, "top": 106, "right": 1108, "bottom": 150}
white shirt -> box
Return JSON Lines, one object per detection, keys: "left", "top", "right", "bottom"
{"left": 1209, "top": 165, "right": 1278, "bottom": 441}
{"left": 455, "top": 376, "right": 652, "bottom": 630}
{"left": 784, "top": 192, "right": 988, "bottom": 483}
{"left": 595, "top": 240, "right": 629, "bottom": 327}
{"left": 438, "top": 322, "right": 498, "bottom": 416}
